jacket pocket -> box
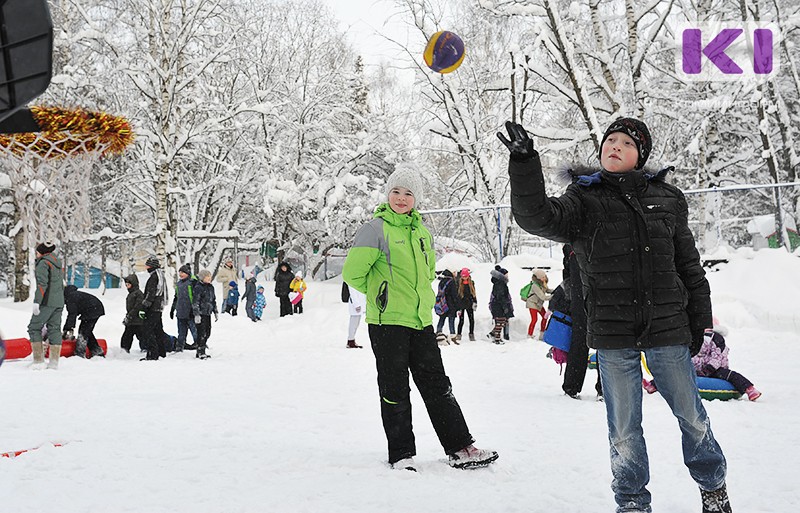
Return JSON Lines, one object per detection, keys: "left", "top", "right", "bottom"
{"left": 376, "top": 280, "right": 389, "bottom": 313}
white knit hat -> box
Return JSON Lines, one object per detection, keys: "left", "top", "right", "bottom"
{"left": 385, "top": 165, "right": 424, "bottom": 206}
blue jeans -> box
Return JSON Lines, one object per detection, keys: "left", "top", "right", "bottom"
{"left": 435, "top": 314, "right": 455, "bottom": 334}
{"left": 598, "top": 345, "right": 727, "bottom": 513}
{"left": 176, "top": 317, "right": 198, "bottom": 351}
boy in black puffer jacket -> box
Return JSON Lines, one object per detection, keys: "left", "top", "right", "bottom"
{"left": 63, "top": 285, "right": 106, "bottom": 358}
{"left": 500, "top": 118, "right": 730, "bottom": 513}
{"left": 192, "top": 270, "right": 218, "bottom": 360}
{"left": 121, "top": 274, "right": 145, "bottom": 353}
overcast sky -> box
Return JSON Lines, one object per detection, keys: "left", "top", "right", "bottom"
{"left": 321, "top": 0, "right": 416, "bottom": 69}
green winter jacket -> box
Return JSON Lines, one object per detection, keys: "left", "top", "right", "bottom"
{"left": 342, "top": 203, "right": 436, "bottom": 330}
{"left": 34, "top": 252, "right": 64, "bottom": 308}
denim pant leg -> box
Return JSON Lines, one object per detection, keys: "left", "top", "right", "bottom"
{"left": 597, "top": 348, "right": 651, "bottom": 512}
{"left": 447, "top": 315, "right": 455, "bottom": 334}
{"left": 176, "top": 318, "right": 188, "bottom": 351}
{"left": 435, "top": 315, "right": 446, "bottom": 333}
{"left": 188, "top": 319, "right": 198, "bottom": 344}
{"left": 644, "top": 345, "right": 727, "bottom": 491}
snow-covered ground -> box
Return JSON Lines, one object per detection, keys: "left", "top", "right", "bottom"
{"left": 1, "top": 248, "right": 798, "bottom": 513}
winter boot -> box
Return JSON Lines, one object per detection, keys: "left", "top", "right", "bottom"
{"left": 30, "top": 341, "right": 46, "bottom": 370}
{"left": 745, "top": 386, "right": 761, "bottom": 401}
{"left": 90, "top": 344, "right": 106, "bottom": 358}
{"left": 436, "top": 332, "right": 449, "bottom": 346}
{"left": 449, "top": 334, "right": 460, "bottom": 345}
{"left": 447, "top": 445, "right": 499, "bottom": 469}
{"left": 346, "top": 339, "right": 362, "bottom": 349}
{"left": 391, "top": 457, "right": 417, "bottom": 472}
{"left": 73, "top": 335, "right": 87, "bottom": 359}
{"left": 47, "top": 345, "right": 61, "bottom": 370}
{"left": 468, "top": 333, "right": 475, "bottom": 341}
{"left": 701, "top": 484, "right": 732, "bottom": 513}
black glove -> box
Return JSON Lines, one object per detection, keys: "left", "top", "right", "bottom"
{"left": 497, "top": 121, "right": 536, "bottom": 162}
{"left": 689, "top": 330, "right": 705, "bottom": 356}
{"left": 169, "top": 309, "right": 175, "bottom": 319}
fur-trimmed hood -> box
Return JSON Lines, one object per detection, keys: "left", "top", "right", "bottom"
{"left": 553, "top": 163, "right": 674, "bottom": 188}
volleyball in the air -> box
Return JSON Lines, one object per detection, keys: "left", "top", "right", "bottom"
{"left": 423, "top": 31, "right": 465, "bottom": 74}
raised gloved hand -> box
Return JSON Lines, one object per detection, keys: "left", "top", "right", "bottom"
{"left": 496, "top": 121, "right": 536, "bottom": 162}
{"left": 138, "top": 310, "right": 147, "bottom": 320}
{"left": 32, "top": 303, "right": 40, "bottom": 316}
{"left": 194, "top": 315, "right": 201, "bottom": 324}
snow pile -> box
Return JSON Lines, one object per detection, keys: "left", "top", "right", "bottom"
{"left": 0, "top": 248, "right": 797, "bottom": 512}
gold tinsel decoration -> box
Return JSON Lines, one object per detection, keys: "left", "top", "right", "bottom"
{"left": 0, "top": 106, "right": 134, "bottom": 160}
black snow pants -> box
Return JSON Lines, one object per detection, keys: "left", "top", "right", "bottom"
{"left": 561, "top": 300, "right": 602, "bottom": 397}
{"left": 368, "top": 324, "right": 473, "bottom": 464}
{"left": 142, "top": 311, "right": 166, "bottom": 360}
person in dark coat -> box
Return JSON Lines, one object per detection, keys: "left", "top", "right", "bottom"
{"left": 274, "top": 261, "right": 294, "bottom": 317}
{"left": 192, "top": 270, "right": 218, "bottom": 359}
{"left": 500, "top": 118, "right": 730, "bottom": 513}
{"left": 121, "top": 273, "right": 145, "bottom": 353}
{"left": 559, "top": 244, "right": 602, "bottom": 400}
{"left": 170, "top": 264, "right": 198, "bottom": 351}
{"left": 27, "top": 241, "right": 65, "bottom": 369}
{"left": 454, "top": 268, "right": 477, "bottom": 342}
{"left": 140, "top": 255, "right": 168, "bottom": 361}
{"left": 63, "top": 285, "right": 106, "bottom": 358}
{"left": 434, "top": 269, "right": 458, "bottom": 343}
{"left": 487, "top": 266, "right": 513, "bottom": 344}
{"left": 242, "top": 273, "right": 258, "bottom": 321}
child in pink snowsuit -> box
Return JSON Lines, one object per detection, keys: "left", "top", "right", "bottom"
{"left": 643, "top": 326, "right": 761, "bottom": 400}
{"left": 693, "top": 327, "right": 761, "bottom": 401}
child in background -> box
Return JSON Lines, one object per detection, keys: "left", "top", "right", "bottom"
{"left": 253, "top": 285, "right": 267, "bottom": 321}
{"left": 645, "top": 325, "right": 761, "bottom": 401}
{"left": 694, "top": 327, "right": 761, "bottom": 400}
{"left": 488, "top": 266, "right": 513, "bottom": 344}
{"left": 224, "top": 281, "right": 239, "bottom": 316}
{"left": 192, "top": 270, "right": 218, "bottom": 360}
{"left": 522, "top": 269, "right": 551, "bottom": 340}
{"left": 455, "top": 268, "right": 477, "bottom": 342}
{"left": 290, "top": 273, "right": 307, "bottom": 314}
{"left": 434, "top": 269, "right": 459, "bottom": 344}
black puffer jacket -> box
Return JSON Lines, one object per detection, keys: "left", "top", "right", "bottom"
{"left": 63, "top": 285, "right": 105, "bottom": 331}
{"left": 488, "top": 269, "right": 514, "bottom": 318}
{"left": 192, "top": 281, "right": 218, "bottom": 316}
{"left": 436, "top": 270, "right": 458, "bottom": 317}
{"left": 509, "top": 157, "right": 712, "bottom": 351}
{"left": 124, "top": 274, "right": 144, "bottom": 326}
{"left": 274, "top": 262, "right": 294, "bottom": 298}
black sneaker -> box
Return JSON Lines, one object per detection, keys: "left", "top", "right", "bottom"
{"left": 701, "top": 484, "right": 732, "bottom": 513}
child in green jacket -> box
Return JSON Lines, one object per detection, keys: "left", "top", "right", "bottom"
{"left": 342, "top": 166, "right": 498, "bottom": 472}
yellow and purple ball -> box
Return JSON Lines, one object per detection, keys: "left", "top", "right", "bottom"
{"left": 423, "top": 31, "right": 465, "bottom": 74}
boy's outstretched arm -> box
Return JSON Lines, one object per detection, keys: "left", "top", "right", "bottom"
{"left": 499, "top": 121, "right": 580, "bottom": 243}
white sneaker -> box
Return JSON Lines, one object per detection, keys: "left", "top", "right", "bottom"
{"left": 391, "top": 457, "right": 417, "bottom": 472}
{"left": 447, "top": 444, "right": 498, "bottom": 469}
